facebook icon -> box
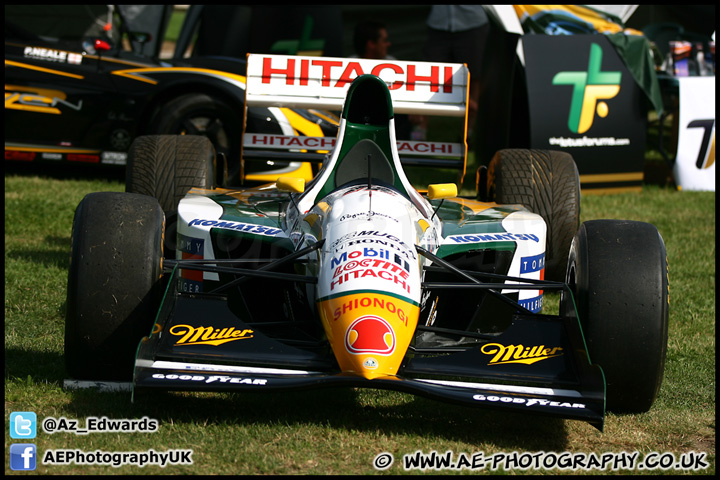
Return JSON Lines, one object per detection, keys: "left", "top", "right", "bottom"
{"left": 10, "top": 444, "right": 37, "bottom": 471}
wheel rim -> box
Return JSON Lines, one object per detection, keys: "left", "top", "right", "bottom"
{"left": 177, "top": 115, "right": 231, "bottom": 155}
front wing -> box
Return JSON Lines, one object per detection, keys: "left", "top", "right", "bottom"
{"left": 133, "top": 258, "right": 606, "bottom": 430}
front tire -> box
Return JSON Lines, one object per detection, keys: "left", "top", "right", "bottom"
{"left": 487, "top": 149, "right": 580, "bottom": 281}
{"left": 563, "top": 220, "right": 669, "bottom": 413}
{"left": 65, "top": 192, "right": 164, "bottom": 381}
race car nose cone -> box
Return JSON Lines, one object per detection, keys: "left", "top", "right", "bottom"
{"left": 317, "top": 292, "right": 419, "bottom": 381}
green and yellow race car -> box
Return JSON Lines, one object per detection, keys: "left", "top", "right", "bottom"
{"left": 63, "top": 54, "right": 669, "bottom": 432}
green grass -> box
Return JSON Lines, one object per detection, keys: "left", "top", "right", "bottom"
{"left": 164, "top": 9, "right": 186, "bottom": 43}
{"left": 4, "top": 170, "right": 715, "bottom": 475}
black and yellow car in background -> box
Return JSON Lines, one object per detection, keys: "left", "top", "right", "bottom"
{"left": 5, "top": 5, "right": 338, "bottom": 184}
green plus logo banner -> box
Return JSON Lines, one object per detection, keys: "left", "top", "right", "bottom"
{"left": 552, "top": 43, "right": 621, "bottom": 134}
{"left": 250, "top": 6, "right": 342, "bottom": 57}
{"left": 522, "top": 35, "right": 646, "bottom": 193}
{"left": 270, "top": 16, "right": 325, "bottom": 56}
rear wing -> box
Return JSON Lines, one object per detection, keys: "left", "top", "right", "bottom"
{"left": 242, "top": 54, "right": 470, "bottom": 182}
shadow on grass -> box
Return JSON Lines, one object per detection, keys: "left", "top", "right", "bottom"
{"left": 5, "top": 236, "right": 72, "bottom": 270}
{"left": 30, "top": 374, "right": 569, "bottom": 451}
{"left": 5, "top": 161, "right": 126, "bottom": 183}
{"left": 5, "top": 348, "right": 67, "bottom": 385}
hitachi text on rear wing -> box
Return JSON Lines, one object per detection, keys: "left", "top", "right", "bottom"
{"left": 242, "top": 54, "right": 470, "bottom": 182}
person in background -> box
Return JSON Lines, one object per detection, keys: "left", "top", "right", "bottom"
{"left": 423, "top": 5, "right": 491, "bottom": 136}
{"left": 352, "top": 20, "right": 414, "bottom": 139}
{"left": 352, "top": 20, "right": 396, "bottom": 59}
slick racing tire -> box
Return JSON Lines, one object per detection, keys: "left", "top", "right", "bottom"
{"left": 126, "top": 135, "right": 216, "bottom": 256}
{"left": 487, "top": 149, "right": 580, "bottom": 281}
{"left": 153, "top": 92, "right": 241, "bottom": 184}
{"left": 65, "top": 192, "right": 165, "bottom": 381}
{"left": 562, "top": 220, "right": 669, "bottom": 413}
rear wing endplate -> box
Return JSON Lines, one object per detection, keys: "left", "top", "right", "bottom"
{"left": 243, "top": 54, "right": 470, "bottom": 180}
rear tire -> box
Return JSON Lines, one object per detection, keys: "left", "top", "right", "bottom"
{"left": 126, "top": 135, "right": 216, "bottom": 256}
{"left": 65, "top": 192, "right": 164, "bottom": 381}
{"left": 487, "top": 149, "right": 580, "bottom": 281}
{"left": 153, "top": 93, "right": 242, "bottom": 184}
{"left": 562, "top": 220, "right": 669, "bottom": 413}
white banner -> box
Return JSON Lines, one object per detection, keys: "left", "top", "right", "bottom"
{"left": 674, "top": 77, "right": 715, "bottom": 191}
{"left": 246, "top": 54, "right": 469, "bottom": 116}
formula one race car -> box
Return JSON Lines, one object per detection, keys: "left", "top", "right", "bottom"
{"left": 64, "top": 55, "right": 669, "bottom": 431}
